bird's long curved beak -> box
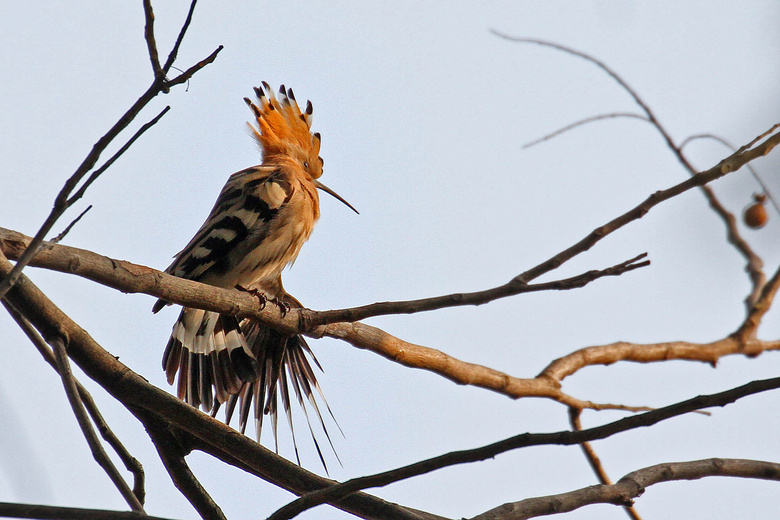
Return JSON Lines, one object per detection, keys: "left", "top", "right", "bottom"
{"left": 315, "top": 180, "right": 359, "bottom": 214}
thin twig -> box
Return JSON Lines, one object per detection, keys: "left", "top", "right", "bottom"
{"left": 50, "top": 336, "right": 145, "bottom": 512}
{"left": 568, "top": 408, "right": 642, "bottom": 520}
{"left": 522, "top": 112, "right": 649, "bottom": 149}
{"left": 163, "top": 0, "right": 199, "bottom": 73}
{"left": 266, "top": 377, "right": 780, "bottom": 520}
{"left": 3, "top": 301, "right": 146, "bottom": 503}
{"left": 514, "top": 124, "right": 780, "bottom": 285}
{"left": 142, "top": 0, "right": 165, "bottom": 81}
{"left": 50, "top": 205, "right": 92, "bottom": 244}
{"left": 165, "top": 45, "right": 223, "bottom": 88}
{"left": 681, "top": 133, "right": 780, "bottom": 215}
{"left": 69, "top": 107, "right": 171, "bottom": 205}
{"left": 301, "top": 253, "right": 649, "bottom": 328}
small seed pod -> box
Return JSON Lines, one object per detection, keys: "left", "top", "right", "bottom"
{"left": 743, "top": 194, "right": 768, "bottom": 229}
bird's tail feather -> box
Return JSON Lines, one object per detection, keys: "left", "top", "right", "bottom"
{"left": 162, "top": 307, "right": 260, "bottom": 411}
{"left": 222, "top": 304, "right": 341, "bottom": 470}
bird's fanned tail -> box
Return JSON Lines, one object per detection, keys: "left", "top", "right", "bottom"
{"left": 222, "top": 294, "right": 342, "bottom": 470}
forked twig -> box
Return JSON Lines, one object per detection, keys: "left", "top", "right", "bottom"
{"left": 3, "top": 301, "right": 146, "bottom": 502}
{"left": 492, "top": 33, "right": 768, "bottom": 312}
{"left": 0, "top": 2, "right": 219, "bottom": 301}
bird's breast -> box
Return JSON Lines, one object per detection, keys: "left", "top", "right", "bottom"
{"left": 234, "top": 178, "right": 319, "bottom": 285}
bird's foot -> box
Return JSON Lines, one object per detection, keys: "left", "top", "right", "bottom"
{"left": 271, "top": 296, "right": 290, "bottom": 317}
{"left": 235, "top": 284, "right": 267, "bottom": 309}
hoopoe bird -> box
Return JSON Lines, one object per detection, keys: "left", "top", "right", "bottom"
{"left": 153, "top": 83, "right": 356, "bottom": 464}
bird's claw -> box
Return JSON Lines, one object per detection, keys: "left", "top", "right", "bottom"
{"left": 235, "top": 284, "right": 267, "bottom": 309}
{"left": 271, "top": 297, "right": 291, "bottom": 317}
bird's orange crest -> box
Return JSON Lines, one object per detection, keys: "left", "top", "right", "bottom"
{"left": 244, "top": 83, "right": 323, "bottom": 178}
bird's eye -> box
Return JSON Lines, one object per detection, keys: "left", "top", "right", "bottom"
{"left": 303, "top": 161, "right": 309, "bottom": 169}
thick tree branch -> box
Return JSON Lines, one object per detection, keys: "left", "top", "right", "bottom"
{"left": 2, "top": 227, "right": 779, "bottom": 409}
{"left": 470, "top": 458, "right": 780, "bottom": 520}
{"left": 0, "top": 252, "right": 437, "bottom": 520}
{"left": 142, "top": 413, "right": 226, "bottom": 520}
{"left": 0, "top": 502, "right": 173, "bottom": 520}
{"left": 321, "top": 320, "right": 649, "bottom": 411}
{"left": 0, "top": 228, "right": 645, "bottom": 344}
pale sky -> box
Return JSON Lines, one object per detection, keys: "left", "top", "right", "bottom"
{"left": 2, "top": 2, "right": 780, "bottom": 519}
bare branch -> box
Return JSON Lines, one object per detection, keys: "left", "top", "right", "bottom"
{"left": 3, "top": 302, "right": 146, "bottom": 502}
{"left": 322, "top": 320, "right": 651, "bottom": 410}
{"left": 568, "top": 408, "right": 642, "bottom": 520}
{"left": 681, "top": 133, "right": 780, "bottom": 220}
{"left": 491, "top": 33, "right": 766, "bottom": 310}
{"left": 267, "top": 378, "right": 780, "bottom": 520}
{"left": 163, "top": 1, "right": 199, "bottom": 74}
{"left": 0, "top": 2, "right": 218, "bottom": 301}
{"left": 0, "top": 252, "right": 434, "bottom": 520}
{"left": 301, "top": 253, "right": 649, "bottom": 328}
{"left": 142, "top": 0, "right": 165, "bottom": 81}
{"left": 69, "top": 107, "right": 171, "bottom": 206}
{"left": 50, "top": 335, "right": 145, "bottom": 512}
{"left": 489, "top": 35, "right": 657, "bottom": 121}
{"left": 514, "top": 124, "right": 780, "bottom": 285}
{"left": 166, "top": 46, "right": 223, "bottom": 88}
{"left": 50, "top": 205, "right": 92, "bottom": 244}
{"left": 143, "top": 413, "right": 227, "bottom": 520}
{"left": 470, "top": 458, "right": 780, "bottom": 520}
{"left": 0, "top": 501, "right": 174, "bottom": 520}
{"left": 738, "top": 261, "right": 780, "bottom": 339}
{"left": 523, "top": 112, "right": 649, "bottom": 149}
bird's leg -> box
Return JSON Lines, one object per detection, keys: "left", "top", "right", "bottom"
{"left": 235, "top": 284, "right": 267, "bottom": 309}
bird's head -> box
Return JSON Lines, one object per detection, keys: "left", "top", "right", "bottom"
{"left": 245, "top": 83, "right": 358, "bottom": 214}
{"left": 245, "top": 82, "right": 323, "bottom": 179}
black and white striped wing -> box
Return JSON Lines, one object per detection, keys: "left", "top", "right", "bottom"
{"left": 163, "top": 165, "right": 291, "bottom": 286}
